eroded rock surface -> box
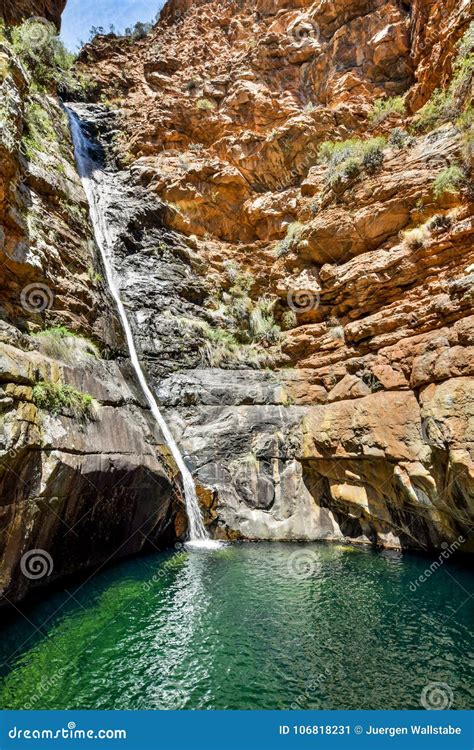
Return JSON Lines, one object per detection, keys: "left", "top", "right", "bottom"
{"left": 1, "top": 0, "right": 473, "bottom": 610}
{"left": 0, "top": 35, "right": 182, "bottom": 606}
{"left": 76, "top": 0, "right": 473, "bottom": 553}
{"left": 0, "top": 0, "right": 66, "bottom": 28}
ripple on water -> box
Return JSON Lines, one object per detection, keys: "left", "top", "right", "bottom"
{"left": 0, "top": 542, "right": 472, "bottom": 710}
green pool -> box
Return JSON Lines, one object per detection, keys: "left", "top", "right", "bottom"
{"left": 0, "top": 542, "right": 472, "bottom": 710}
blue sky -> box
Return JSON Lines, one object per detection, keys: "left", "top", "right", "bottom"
{"left": 61, "top": 0, "right": 166, "bottom": 50}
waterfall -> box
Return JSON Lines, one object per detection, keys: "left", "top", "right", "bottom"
{"left": 67, "top": 106, "right": 216, "bottom": 548}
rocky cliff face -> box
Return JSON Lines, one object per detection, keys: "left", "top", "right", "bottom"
{"left": 0, "top": 22, "right": 183, "bottom": 606}
{"left": 76, "top": 0, "right": 474, "bottom": 552}
{"left": 0, "top": 0, "right": 66, "bottom": 28}
{"left": 1, "top": 0, "right": 473, "bottom": 610}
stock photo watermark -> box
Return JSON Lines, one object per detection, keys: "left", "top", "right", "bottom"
{"left": 409, "top": 536, "right": 465, "bottom": 592}
{"left": 420, "top": 682, "right": 454, "bottom": 710}
{"left": 20, "top": 549, "right": 54, "bottom": 581}
{"left": 20, "top": 282, "right": 54, "bottom": 313}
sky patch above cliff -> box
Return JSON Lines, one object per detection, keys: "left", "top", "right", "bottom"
{"left": 61, "top": 0, "right": 166, "bottom": 49}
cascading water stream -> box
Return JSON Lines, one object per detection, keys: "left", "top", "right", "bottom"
{"left": 67, "top": 106, "right": 216, "bottom": 548}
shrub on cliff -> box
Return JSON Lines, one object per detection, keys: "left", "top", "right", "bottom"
{"left": 11, "top": 20, "right": 74, "bottom": 89}
{"left": 34, "top": 326, "right": 99, "bottom": 364}
{"left": 402, "top": 225, "right": 431, "bottom": 250}
{"left": 414, "top": 22, "right": 473, "bottom": 132}
{"left": 274, "top": 222, "right": 303, "bottom": 257}
{"left": 318, "top": 136, "right": 387, "bottom": 186}
{"left": 32, "top": 380, "right": 95, "bottom": 420}
{"left": 432, "top": 165, "right": 465, "bottom": 200}
{"left": 369, "top": 96, "right": 405, "bottom": 125}
{"left": 389, "top": 128, "right": 415, "bottom": 149}
{"left": 10, "top": 19, "right": 91, "bottom": 96}
{"left": 201, "top": 262, "right": 281, "bottom": 367}
{"left": 196, "top": 98, "right": 216, "bottom": 111}
{"left": 22, "top": 100, "right": 57, "bottom": 158}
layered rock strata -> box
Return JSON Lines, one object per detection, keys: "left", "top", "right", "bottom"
{"left": 0, "top": 30, "right": 182, "bottom": 605}
{"left": 75, "top": 0, "right": 473, "bottom": 551}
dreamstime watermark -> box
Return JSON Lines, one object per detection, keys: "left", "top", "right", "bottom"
{"left": 420, "top": 682, "right": 454, "bottom": 710}
{"left": 24, "top": 668, "right": 66, "bottom": 710}
{"left": 290, "top": 668, "right": 334, "bottom": 710}
{"left": 287, "top": 289, "right": 320, "bottom": 314}
{"left": 409, "top": 4, "right": 452, "bottom": 60}
{"left": 2, "top": 444, "right": 22, "bottom": 462}
{"left": 287, "top": 549, "right": 321, "bottom": 580}
{"left": 409, "top": 536, "right": 465, "bottom": 592}
{"left": 21, "top": 17, "right": 55, "bottom": 49}
{"left": 288, "top": 16, "right": 321, "bottom": 46}
{"left": 8, "top": 723, "right": 127, "bottom": 741}
{"left": 20, "top": 549, "right": 54, "bottom": 580}
{"left": 142, "top": 548, "right": 184, "bottom": 592}
{"left": 20, "top": 282, "right": 54, "bottom": 313}
{"left": 420, "top": 416, "right": 452, "bottom": 448}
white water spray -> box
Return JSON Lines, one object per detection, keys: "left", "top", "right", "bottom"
{"left": 67, "top": 107, "right": 217, "bottom": 548}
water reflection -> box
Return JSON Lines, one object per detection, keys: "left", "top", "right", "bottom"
{"left": 0, "top": 542, "right": 472, "bottom": 710}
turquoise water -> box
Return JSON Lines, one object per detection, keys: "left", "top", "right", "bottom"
{"left": 0, "top": 542, "right": 472, "bottom": 710}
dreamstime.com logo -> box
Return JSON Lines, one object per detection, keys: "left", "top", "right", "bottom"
{"left": 408, "top": 536, "right": 465, "bottom": 592}
{"left": 8, "top": 723, "right": 127, "bottom": 741}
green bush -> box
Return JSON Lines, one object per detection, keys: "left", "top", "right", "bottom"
{"left": 456, "top": 105, "right": 474, "bottom": 130}
{"left": 389, "top": 128, "right": 415, "bottom": 149}
{"left": 318, "top": 137, "right": 387, "bottom": 186}
{"left": 196, "top": 98, "right": 216, "bottom": 111}
{"left": 34, "top": 326, "right": 99, "bottom": 363}
{"left": 432, "top": 165, "right": 464, "bottom": 200}
{"left": 361, "top": 138, "right": 386, "bottom": 173}
{"left": 22, "top": 100, "right": 57, "bottom": 158}
{"left": 274, "top": 222, "right": 303, "bottom": 257}
{"left": 9, "top": 19, "right": 93, "bottom": 97}
{"left": 281, "top": 310, "right": 298, "bottom": 331}
{"left": 249, "top": 297, "right": 281, "bottom": 344}
{"left": 38, "top": 325, "right": 75, "bottom": 337}
{"left": 456, "top": 106, "right": 474, "bottom": 168}
{"left": 414, "top": 23, "right": 473, "bottom": 132}
{"left": 32, "top": 380, "right": 94, "bottom": 419}
{"left": 427, "top": 213, "right": 453, "bottom": 232}
{"left": 369, "top": 96, "right": 405, "bottom": 124}
{"left": 414, "top": 89, "right": 453, "bottom": 132}
{"left": 201, "top": 262, "right": 281, "bottom": 367}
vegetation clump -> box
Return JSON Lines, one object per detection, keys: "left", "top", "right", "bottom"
{"left": 34, "top": 326, "right": 99, "bottom": 363}
{"left": 432, "top": 165, "right": 464, "bottom": 200}
{"left": 274, "top": 222, "right": 303, "bottom": 257}
{"left": 369, "top": 96, "right": 405, "bottom": 124}
{"left": 318, "top": 136, "right": 387, "bottom": 186}
{"left": 10, "top": 19, "right": 90, "bottom": 96}
{"left": 32, "top": 380, "right": 94, "bottom": 419}
{"left": 427, "top": 213, "right": 453, "bottom": 232}
{"left": 413, "top": 23, "right": 473, "bottom": 132}
{"left": 389, "top": 128, "right": 415, "bottom": 149}
{"left": 199, "top": 262, "right": 282, "bottom": 368}
{"left": 402, "top": 225, "right": 431, "bottom": 250}
{"left": 85, "top": 13, "right": 161, "bottom": 44}
{"left": 22, "top": 100, "right": 58, "bottom": 159}
{"left": 196, "top": 98, "right": 216, "bottom": 111}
